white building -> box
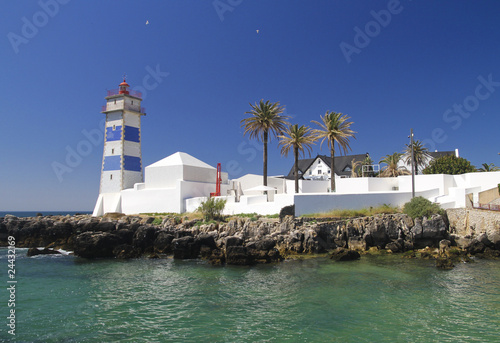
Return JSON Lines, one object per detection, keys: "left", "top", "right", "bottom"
{"left": 93, "top": 80, "right": 499, "bottom": 217}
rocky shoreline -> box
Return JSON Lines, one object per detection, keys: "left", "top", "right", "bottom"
{"left": 1, "top": 211, "right": 499, "bottom": 267}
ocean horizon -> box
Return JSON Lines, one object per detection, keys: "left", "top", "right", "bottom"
{"left": 0, "top": 211, "right": 92, "bottom": 218}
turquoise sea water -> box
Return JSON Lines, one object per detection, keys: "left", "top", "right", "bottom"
{"left": 1, "top": 248, "right": 499, "bottom": 342}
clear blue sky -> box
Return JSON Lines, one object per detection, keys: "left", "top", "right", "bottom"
{"left": 1, "top": 0, "right": 499, "bottom": 211}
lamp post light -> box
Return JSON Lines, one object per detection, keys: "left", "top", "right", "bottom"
{"left": 409, "top": 129, "right": 415, "bottom": 199}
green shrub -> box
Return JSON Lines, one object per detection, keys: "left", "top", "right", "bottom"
{"left": 423, "top": 155, "right": 476, "bottom": 175}
{"left": 197, "top": 198, "right": 227, "bottom": 221}
{"left": 403, "top": 196, "right": 445, "bottom": 219}
{"left": 152, "top": 217, "right": 163, "bottom": 225}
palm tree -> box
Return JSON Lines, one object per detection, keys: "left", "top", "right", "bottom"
{"left": 379, "top": 152, "right": 410, "bottom": 177}
{"left": 350, "top": 158, "right": 362, "bottom": 178}
{"left": 278, "top": 124, "right": 318, "bottom": 193}
{"left": 312, "top": 111, "right": 356, "bottom": 192}
{"left": 404, "top": 140, "right": 431, "bottom": 174}
{"left": 477, "top": 163, "right": 500, "bottom": 172}
{"left": 241, "top": 100, "right": 290, "bottom": 186}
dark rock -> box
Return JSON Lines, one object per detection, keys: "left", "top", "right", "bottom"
{"left": 172, "top": 236, "right": 200, "bottom": 259}
{"left": 225, "top": 236, "right": 243, "bottom": 247}
{"left": 197, "top": 233, "right": 217, "bottom": 249}
{"left": 133, "top": 226, "right": 157, "bottom": 253}
{"left": 439, "top": 239, "right": 451, "bottom": 255}
{"left": 363, "top": 219, "right": 389, "bottom": 248}
{"left": 225, "top": 246, "right": 255, "bottom": 265}
{"left": 96, "top": 221, "right": 117, "bottom": 232}
{"left": 36, "top": 213, "right": 43, "bottom": 217}
{"left": 206, "top": 249, "right": 225, "bottom": 265}
{"left": 436, "top": 257, "right": 454, "bottom": 270}
{"left": 329, "top": 248, "right": 360, "bottom": 261}
{"left": 385, "top": 241, "right": 402, "bottom": 253}
{"left": 467, "top": 241, "right": 486, "bottom": 254}
{"left": 476, "top": 247, "right": 500, "bottom": 259}
{"left": 113, "top": 244, "right": 141, "bottom": 259}
{"left": 279, "top": 205, "right": 295, "bottom": 222}
{"left": 74, "top": 232, "right": 122, "bottom": 258}
{"left": 27, "top": 247, "right": 61, "bottom": 257}
{"left": 154, "top": 231, "right": 175, "bottom": 254}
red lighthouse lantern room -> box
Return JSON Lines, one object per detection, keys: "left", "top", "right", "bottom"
{"left": 118, "top": 79, "right": 130, "bottom": 95}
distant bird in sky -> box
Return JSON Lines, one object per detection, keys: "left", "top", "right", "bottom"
{"left": 146, "top": 20, "right": 149, "bottom": 25}
{"left": 256, "top": 29, "right": 259, "bottom": 34}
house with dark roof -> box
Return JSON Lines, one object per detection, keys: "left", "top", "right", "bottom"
{"left": 398, "top": 150, "right": 458, "bottom": 174}
{"left": 286, "top": 153, "right": 370, "bottom": 180}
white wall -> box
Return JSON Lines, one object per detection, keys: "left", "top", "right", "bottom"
{"left": 93, "top": 193, "right": 122, "bottom": 216}
{"left": 145, "top": 165, "right": 183, "bottom": 189}
{"left": 294, "top": 189, "right": 440, "bottom": 216}
{"left": 223, "top": 194, "right": 294, "bottom": 215}
{"left": 121, "top": 186, "right": 181, "bottom": 214}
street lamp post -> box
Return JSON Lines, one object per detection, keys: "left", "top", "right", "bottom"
{"left": 410, "top": 129, "right": 415, "bottom": 199}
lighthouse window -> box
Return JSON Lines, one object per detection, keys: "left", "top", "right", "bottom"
{"left": 113, "top": 125, "right": 116, "bottom": 131}
{"left": 131, "top": 101, "right": 134, "bottom": 105}
{"left": 114, "top": 100, "right": 116, "bottom": 104}
{"left": 111, "top": 148, "right": 114, "bottom": 154}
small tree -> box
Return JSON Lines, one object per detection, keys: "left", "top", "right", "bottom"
{"left": 403, "top": 196, "right": 445, "bottom": 219}
{"left": 423, "top": 155, "right": 476, "bottom": 175}
{"left": 197, "top": 198, "right": 227, "bottom": 221}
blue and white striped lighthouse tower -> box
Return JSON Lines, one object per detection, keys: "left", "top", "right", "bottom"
{"left": 99, "top": 79, "right": 146, "bottom": 195}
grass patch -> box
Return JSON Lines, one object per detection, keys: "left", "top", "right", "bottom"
{"left": 140, "top": 212, "right": 179, "bottom": 217}
{"left": 302, "top": 204, "right": 401, "bottom": 219}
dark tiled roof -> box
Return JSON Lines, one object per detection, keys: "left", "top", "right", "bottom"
{"left": 428, "top": 151, "right": 455, "bottom": 159}
{"left": 286, "top": 154, "right": 369, "bottom": 179}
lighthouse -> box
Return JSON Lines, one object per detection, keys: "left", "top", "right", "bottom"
{"left": 93, "top": 79, "right": 146, "bottom": 215}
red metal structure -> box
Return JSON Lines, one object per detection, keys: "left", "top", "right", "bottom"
{"left": 210, "top": 163, "right": 222, "bottom": 197}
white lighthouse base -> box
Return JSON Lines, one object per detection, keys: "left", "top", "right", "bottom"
{"left": 92, "top": 193, "right": 122, "bottom": 216}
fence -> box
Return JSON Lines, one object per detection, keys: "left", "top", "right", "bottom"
{"left": 473, "top": 203, "right": 500, "bottom": 211}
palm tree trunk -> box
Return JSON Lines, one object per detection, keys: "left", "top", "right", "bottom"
{"left": 263, "top": 130, "right": 268, "bottom": 186}
{"left": 330, "top": 143, "right": 335, "bottom": 192}
{"left": 294, "top": 145, "right": 299, "bottom": 193}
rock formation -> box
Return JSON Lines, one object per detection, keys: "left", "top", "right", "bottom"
{"left": 1, "top": 210, "right": 499, "bottom": 266}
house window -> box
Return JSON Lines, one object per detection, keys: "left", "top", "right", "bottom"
{"left": 309, "top": 170, "right": 312, "bottom": 175}
{"left": 328, "top": 170, "right": 331, "bottom": 174}
{"left": 318, "top": 170, "right": 322, "bottom": 175}
{"left": 318, "top": 160, "right": 321, "bottom": 164}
